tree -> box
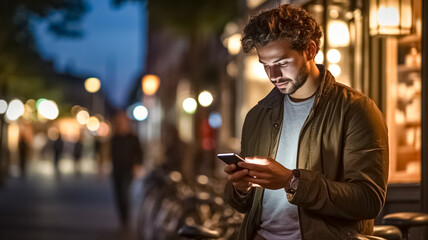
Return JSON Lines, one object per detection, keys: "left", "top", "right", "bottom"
{"left": 0, "top": 0, "right": 87, "bottom": 186}
{"left": 0, "top": 0, "right": 87, "bottom": 100}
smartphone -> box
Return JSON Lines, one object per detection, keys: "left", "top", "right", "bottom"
{"left": 217, "top": 153, "right": 246, "bottom": 171}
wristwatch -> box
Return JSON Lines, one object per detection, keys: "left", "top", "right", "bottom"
{"left": 286, "top": 169, "right": 300, "bottom": 194}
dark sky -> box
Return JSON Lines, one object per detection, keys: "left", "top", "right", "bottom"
{"left": 34, "top": 0, "right": 147, "bottom": 108}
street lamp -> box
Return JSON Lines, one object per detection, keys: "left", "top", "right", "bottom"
{"left": 142, "top": 74, "right": 160, "bottom": 96}
{"left": 84, "top": 77, "right": 103, "bottom": 115}
{"left": 84, "top": 77, "right": 101, "bottom": 93}
{"left": 369, "top": 0, "right": 413, "bottom": 36}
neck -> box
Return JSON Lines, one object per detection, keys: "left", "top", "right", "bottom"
{"left": 289, "top": 90, "right": 316, "bottom": 102}
{"left": 290, "top": 62, "right": 321, "bottom": 100}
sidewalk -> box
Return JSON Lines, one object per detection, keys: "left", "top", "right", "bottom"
{"left": 0, "top": 158, "right": 142, "bottom": 240}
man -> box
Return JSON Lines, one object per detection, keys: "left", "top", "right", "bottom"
{"left": 224, "top": 4, "right": 388, "bottom": 240}
{"left": 110, "top": 111, "right": 144, "bottom": 229}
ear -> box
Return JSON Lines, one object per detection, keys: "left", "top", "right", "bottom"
{"left": 305, "top": 40, "right": 318, "bottom": 61}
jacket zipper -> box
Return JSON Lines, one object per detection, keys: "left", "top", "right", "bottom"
{"left": 295, "top": 92, "right": 321, "bottom": 240}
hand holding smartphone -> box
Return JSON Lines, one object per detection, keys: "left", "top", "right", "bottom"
{"left": 217, "top": 153, "right": 246, "bottom": 171}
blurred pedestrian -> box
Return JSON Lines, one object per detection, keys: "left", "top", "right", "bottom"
{"left": 162, "top": 124, "right": 184, "bottom": 172}
{"left": 18, "top": 130, "right": 29, "bottom": 178}
{"left": 73, "top": 135, "right": 84, "bottom": 175}
{"left": 110, "top": 111, "right": 144, "bottom": 229}
{"left": 53, "top": 133, "right": 64, "bottom": 174}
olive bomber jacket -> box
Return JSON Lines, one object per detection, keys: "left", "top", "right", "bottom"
{"left": 224, "top": 65, "right": 389, "bottom": 240}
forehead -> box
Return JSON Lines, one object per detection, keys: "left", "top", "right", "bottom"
{"left": 256, "top": 39, "right": 301, "bottom": 62}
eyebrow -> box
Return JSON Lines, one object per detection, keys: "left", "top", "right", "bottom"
{"left": 259, "top": 57, "right": 293, "bottom": 64}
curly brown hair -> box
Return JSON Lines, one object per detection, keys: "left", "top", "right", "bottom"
{"left": 241, "top": 4, "right": 323, "bottom": 54}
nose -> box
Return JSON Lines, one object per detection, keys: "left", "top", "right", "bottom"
{"left": 267, "top": 65, "right": 282, "bottom": 82}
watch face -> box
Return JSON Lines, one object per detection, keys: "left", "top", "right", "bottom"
{"left": 291, "top": 179, "right": 298, "bottom": 190}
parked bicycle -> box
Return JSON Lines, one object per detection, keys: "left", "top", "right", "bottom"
{"left": 137, "top": 168, "right": 242, "bottom": 240}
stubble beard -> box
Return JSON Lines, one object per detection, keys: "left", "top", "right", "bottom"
{"left": 277, "top": 65, "right": 309, "bottom": 95}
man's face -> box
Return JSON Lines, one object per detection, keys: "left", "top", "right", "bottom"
{"left": 256, "top": 39, "right": 309, "bottom": 95}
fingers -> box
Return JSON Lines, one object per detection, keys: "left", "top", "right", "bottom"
{"left": 227, "top": 168, "right": 249, "bottom": 182}
{"left": 238, "top": 161, "right": 266, "bottom": 171}
{"left": 247, "top": 177, "right": 269, "bottom": 186}
{"left": 224, "top": 163, "right": 237, "bottom": 174}
{"left": 247, "top": 170, "right": 270, "bottom": 179}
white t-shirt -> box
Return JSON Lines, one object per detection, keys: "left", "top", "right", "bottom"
{"left": 258, "top": 94, "right": 314, "bottom": 240}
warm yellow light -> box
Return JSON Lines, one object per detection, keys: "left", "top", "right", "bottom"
{"left": 227, "top": 61, "right": 238, "bottom": 77}
{"left": 84, "top": 77, "right": 101, "bottom": 93}
{"left": 315, "top": 51, "right": 324, "bottom": 64}
{"left": 182, "top": 97, "right": 197, "bottom": 114}
{"left": 87, "top": 116, "right": 100, "bottom": 131}
{"left": 169, "top": 171, "right": 182, "bottom": 182}
{"left": 76, "top": 110, "right": 90, "bottom": 125}
{"left": 378, "top": 6, "right": 399, "bottom": 27}
{"left": 225, "top": 33, "right": 242, "bottom": 55}
{"left": 328, "top": 20, "right": 350, "bottom": 47}
{"left": 48, "top": 127, "right": 60, "bottom": 141}
{"left": 0, "top": 99, "right": 7, "bottom": 114}
{"left": 142, "top": 74, "right": 160, "bottom": 95}
{"left": 244, "top": 55, "right": 267, "bottom": 82}
{"left": 6, "top": 99, "right": 25, "bottom": 121}
{"left": 198, "top": 91, "right": 213, "bottom": 107}
{"left": 25, "top": 99, "right": 36, "bottom": 111}
{"left": 97, "top": 121, "right": 110, "bottom": 137}
{"left": 329, "top": 64, "right": 341, "bottom": 77}
{"left": 8, "top": 123, "right": 20, "bottom": 153}
{"left": 59, "top": 118, "right": 81, "bottom": 142}
{"left": 71, "top": 105, "right": 82, "bottom": 116}
{"left": 38, "top": 100, "right": 59, "bottom": 120}
{"left": 369, "top": 0, "right": 412, "bottom": 36}
{"left": 327, "top": 49, "right": 341, "bottom": 64}
{"left": 196, "top": 175, "right": 209, "bottom": 185}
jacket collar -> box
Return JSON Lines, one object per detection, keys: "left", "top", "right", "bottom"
{"left": 258, "top": 64, "right": 335, "bottom": 109}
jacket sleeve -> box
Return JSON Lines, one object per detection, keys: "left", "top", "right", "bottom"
{"left": 289, "top": 98, "right": 389, "bottom": 220}
{"left": 224, "top": 109, "right": 256, "bottom": 213}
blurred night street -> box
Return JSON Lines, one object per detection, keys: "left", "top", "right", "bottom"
{"left": 0, "top": 159, "right": 141, "bottom": 240}
{"left": 1, "top": 0, "right": 428, "bottom": 239}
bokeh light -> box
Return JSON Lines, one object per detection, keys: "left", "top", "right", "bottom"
{"left": 327, "top": 49, "right": 341, "bottom": 64}
{"left": 198, "top": 91, "right": 213, "bottom": 107}
{"left": 197, "top": 175, "right": 209, "bottom": 185}
{"left": 25, "top": 99, "right": 36, "bottom": 111}
{"left": 225, "top": 33, "right": 242, "bottom": 55}
{"left": 76, "top": 110, "right": 90, "bottom": 125}
{"left": 182, "top": 97, "right": 197, "bottom": 114}
{"left": 47, "top": 127, "right": 60, "bottom": 141}
{"left": 329, "top": 64, "right": 342, "bottom": 77}
{"left": 36, "top": 98, "right": 47, "bottom": 109}
{"left": 245, "top": 55, "right": 267, "bottom": 82}
{"left": 71, "top": 105, "right": 83, "bottom": 116}
{"left": 133, "top": 105, "right": 148, "bottom": 121}
{"left": 84, "top": 77, "right": 101, "bottom": 93}
{"left": 208, "top": 112, "right": 222, "bottom": 129}
{"left": 315, "top": 51, "right": 324, "bottom": 64}
{"left": 0, "top": 99, "right": 7, "bottom": 114}
{"left": 6, "top": 99, "right": 25, "bottom": 121}
{"left": 142, "top": 74, "right": 160, "bottom": 95}
{"left": 328, "top": 20, "right": 350, "bottom": 47}
{"left": 97, "top": 121, "right": 110, "bottom": 137}
{"left": 38, "top": 99, "right": 59, "bottom": 120}
{"left": 87, "top": 116, "right": 100, "bottom": 131}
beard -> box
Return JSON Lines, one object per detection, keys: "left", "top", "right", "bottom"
{"left": 275, "top": 65, "right": 309, "bottom": 95}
